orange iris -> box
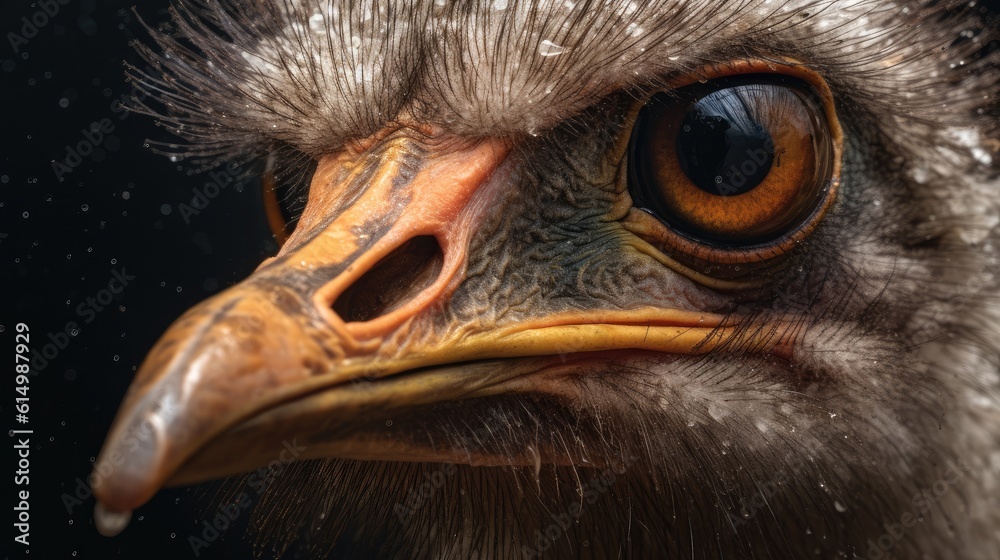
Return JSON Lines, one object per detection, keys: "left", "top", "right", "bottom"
{"left": 629, "top": 75, "right": 839, "bottom": 264}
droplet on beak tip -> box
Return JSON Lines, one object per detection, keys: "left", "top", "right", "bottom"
{"left": 95, "top": 502, "right": 131, "bottom": 537}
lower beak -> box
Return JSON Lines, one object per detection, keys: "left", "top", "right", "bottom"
{"left": 93, "top": 129, "right": 795, "bottom": 525}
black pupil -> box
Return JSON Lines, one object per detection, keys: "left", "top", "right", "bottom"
{"left": 676, "top": 87, "right": 774, "bottom": 196}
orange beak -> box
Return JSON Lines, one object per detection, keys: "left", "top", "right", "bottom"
{"left": 93, "top": 126, "right": 796, "bottom": 530}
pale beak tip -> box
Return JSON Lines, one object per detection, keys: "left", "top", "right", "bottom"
{"left": 94, "top": 501, "right": 132, "bottom": 537}
{"left": 91, "top": 414, "right": 168, "bottom": 515}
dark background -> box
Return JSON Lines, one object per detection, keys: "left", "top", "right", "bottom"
{"left": 3, "top": 1, "right": 279, "bottom": 558}
{"left": 2, "top": 1, "right": 999, "bottom": 560}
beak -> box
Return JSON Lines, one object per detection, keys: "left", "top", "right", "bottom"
{"left": 93, "top": 127, "right": 795, "bottom": 523}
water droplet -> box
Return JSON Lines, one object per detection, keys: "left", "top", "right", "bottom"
{"left": 309, "top": 13, "right": 325, "bottom": 32}
{"left": 538, "top": 39, "right": 566, "bottom": 57}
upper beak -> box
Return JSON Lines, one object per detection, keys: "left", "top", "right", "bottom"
{"left": 93, "top": 127, "right": 794, "bottom": 523}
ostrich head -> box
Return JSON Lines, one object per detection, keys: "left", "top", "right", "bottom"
{"left": 94, "top": 0, "right": 1000, "bottom": 557}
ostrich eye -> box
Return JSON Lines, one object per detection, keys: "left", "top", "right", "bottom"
{"left": 628, "top": 75, "right": 840, "bottom": 264}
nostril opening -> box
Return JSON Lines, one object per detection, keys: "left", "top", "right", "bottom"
{"left": 332, "top": 236, "right": 445, "bottom": 323}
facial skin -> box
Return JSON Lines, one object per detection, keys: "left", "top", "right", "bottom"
{"left": 95, "top": 1, "right": 999, "bottom": 558}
